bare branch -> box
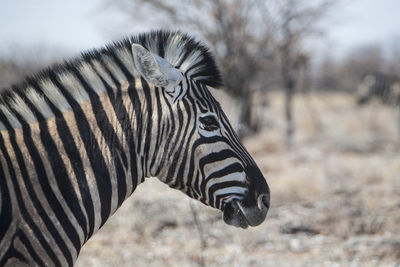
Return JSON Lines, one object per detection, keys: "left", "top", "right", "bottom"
{"left": 99, "top": 0, "right": 334, "bottom": 137}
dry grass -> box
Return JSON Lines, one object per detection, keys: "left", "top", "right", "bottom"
{"left": 76, "top": 91, "right": 400, "bottom": 267}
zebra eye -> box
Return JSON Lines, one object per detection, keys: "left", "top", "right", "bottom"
{"left": 199, "top": 115, "right": 220, "bottom": 131}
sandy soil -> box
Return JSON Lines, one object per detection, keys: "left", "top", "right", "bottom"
{"left": 75, "top": 91, "right": 400, "bottom": 267}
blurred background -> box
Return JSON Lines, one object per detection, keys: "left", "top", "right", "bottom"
{"left": 1, "top": 0, "right": 399, "bottom": 266}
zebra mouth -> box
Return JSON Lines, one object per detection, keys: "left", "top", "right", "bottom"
{"left": 222, "top": 197, "right": 269, "bottom": 228}
{"left": 222, "top": 200, "right": 249, "bottom": 228}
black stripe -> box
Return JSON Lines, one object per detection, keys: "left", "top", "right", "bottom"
{"left": 108, "top": 50, "right": 136, "bottom": 82}
{"left": 0, "top": 146, "right": 12, "bottom": 243}
{"left": 199, "top": 149, "right": 239, "bottom": 171}
{"left": 71, "top": 66, "right": 128, "bottom": 211}
{"left": 175, "top": 81, "right": 186, "bottom": 101}
{"left": 141, "top": 78, "right": 153, "bottom": 175}
{"left": 37, "top": 122, "right": 83, "bottom": 253}
{"left": 215, "top": 106, "right": 254, "bottom": 165}
{"left": 12, "top": 97, "right": 84, "bottom": 251}
{"left": 158, "top": 38, "right": 165, "bottom": 58}
{"left": 185, "top": 170, "right": 201, "bottom": 201}
{"left": 195, "top": 99, "right": 208, "bottom": 114}
{"left": 149, "top": 88, "right": 163, "bottom": 172}
{"left": 197, "top": 148, "right": 240, "bottom": 204}
{"left": 0, "top": 244, "right": 28, "bottom": 266}
{"left": 193, "top": 171, "right": 204, "bottom": 201}
{"left": 100, "top": 54, "right": 142, "bottom": 174}
{"left": 208, "top": 181, "right": 246, "bottom": 208}
{"left": 189, "top": 81, "right": 208, "bottom": 109}
{"left": 154, "top": 91, "right": 175, "bottom": 175}
{"left": 53, "top": 119, "right": 94, "bottom": 239}
{"left": 26, "top": 82, "right": 94, "bottom": 240}
{"left": 186, "top": 136, "right": 231, "bottom": 187}
{"left": 99, "top": 54, "right": 140, "bottom": 194}
{"left": 184, "top": 115, "right": 199, "bottom": 193}
{"left": 165, "top": 99, "right": 185, "bottom": 184}
{"left": 170, "top": 99, "right": 197, "bottom": 189}
{"left": 216, "top": 193, "right": 245, "bottom": 210}
{"left": 0, "top": 131, "right": 62, "bottom": 266}
{"left": 126, "top": 83, "right": 141, "bottom": 188}
{"left": 175, "top": 45, "right": 192, "bottom": 69}
{"left": 201, "top": 162, "right": 243, "bottom": 194}
{"left": 17, "top": 230, "right": 45, "bottom": 266}
{"left": 2, "top": 107, "right": 76, "bottom": 265}
{"left": 128, "top": 81, "right": 144, "bottom": 155}
{"left": 50, "top": 72, "right": 113, "bottom": 228}
{"left": 191, "top": 80, "right": 212, "bottom": 110}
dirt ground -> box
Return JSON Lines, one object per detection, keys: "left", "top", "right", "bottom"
{"left": 75, "top": 91, "right": 400, "bottom": 267}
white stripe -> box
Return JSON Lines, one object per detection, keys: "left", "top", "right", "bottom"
{"left": 0, "top": 104, "right": 21, "bottom": 128}
{"left": 78, "top": 63, "right": 106, "bottom": 95}
{"left": 9, "top": 93, "right": 37, "bottom": 124}
{"left": 26, "top": 87, "right": 54, "bottom": 119}
{"left": 165, "top": 34, "right": 186, "bottom": 66}
{"left": 115, "top": 47, "right": 135, "bottom": 75}
{"left": 40, "top": 79, "right": 71, "bottom": 111}
{"left": 202, "top": 156, "right": 235, "bottom": 176}
{"left": 91, "top": 59, "right": 116, "bottom": 89}
{"left": 205, "top": 172, "right": 246, "bottom": 194}
{"left": 213, "top": 186, "right": 247, "bottom": 208}
{"left": 180, "top": 50, "right": 203, "bottom": 74}
{"left": 58, "top": 72, "right": 89, "bottom": 104}
{"left": 214, "top": 186, "right": 247, "bottom": 196}
{"left": 103, "top": 55, "right": 127, "bottom": 84}
{"left": 144, "top": 38, "right": 159, "bottom": 55}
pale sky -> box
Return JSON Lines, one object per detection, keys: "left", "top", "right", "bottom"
{"left": 0, "top": 0, "right": 399, "bottom": 59}
{"left": 323, "top": 0, "right": 400, "bottom": 57}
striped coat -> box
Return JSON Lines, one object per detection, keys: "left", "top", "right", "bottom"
{"left": 0, "top": 31, "right": 270, "bottom": 266}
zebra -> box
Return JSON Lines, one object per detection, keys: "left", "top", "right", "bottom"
{"left": 0, "top": 30, "right": 270, "bottom": 266}
{"left": 357, "top": 72, "right": 400, "bottom": 105}
{"left": 357, "top": 71, "right": 400, "bottom": 142}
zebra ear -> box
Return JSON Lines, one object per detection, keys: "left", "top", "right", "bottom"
{"left": 131, "top": 43, "right": 182, "bottom": 93}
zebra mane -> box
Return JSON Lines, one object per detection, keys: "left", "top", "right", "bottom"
{"left": 0, "top": 30, "right": 223, "bottom": 105}
{"left": 126, "top": 30, "right": 223, "bottom": 87}
{"left": 0, "top": 31, "right": 223, "bottom": 129}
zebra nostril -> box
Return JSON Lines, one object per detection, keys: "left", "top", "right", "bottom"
{"left": 257, "top": 193, "right": 270, "bottom": 211}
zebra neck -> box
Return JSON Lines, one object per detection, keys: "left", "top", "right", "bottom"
{"left": 0, "top": 53, "right": 155, "bottom": 241}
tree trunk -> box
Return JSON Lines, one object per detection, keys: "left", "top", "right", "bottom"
{"left": 284, "top": 78, "right": 295, "bottom": 148}
{"left": 396, "top": 105, "right": 400, "bottom": 144}
{"left": 238, "top": 91, "right": 256, "bottom": 139}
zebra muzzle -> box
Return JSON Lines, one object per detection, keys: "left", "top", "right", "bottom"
{"left": 222, "top": 193, "right": 269, "bottom": 228}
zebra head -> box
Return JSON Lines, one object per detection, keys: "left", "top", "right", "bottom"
{"left": 131, "top": 32, "right": 270, "bottom": 228}
{"left": 357, "top": 72, "right": 400, "bottom": 105}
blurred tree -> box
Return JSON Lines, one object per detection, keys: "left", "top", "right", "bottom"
{"left": 104, "top": 0, "right": 276, "bottom": 137}
{"left": 315, "top": 44, "right": 394, "bottom": 93}
{"left": 0, "top": 58, "right": 44, "bottom": 90}
{"left": 0, "top": 45, "right": 69, "bottom": 90}
{"left": 341, "top": 45, "right": 384, "bottom": 91}
{"left": 387, "top": 38, "right": 400, "bottom": 75}
{"left": 260, "top": 0, "right": 334, "bottom": 147}
{"left": 317, "top": 56, "right": 339, "bottom": 91}
{"left": 102, "top": 0, "right": 333, "bottom": 143}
